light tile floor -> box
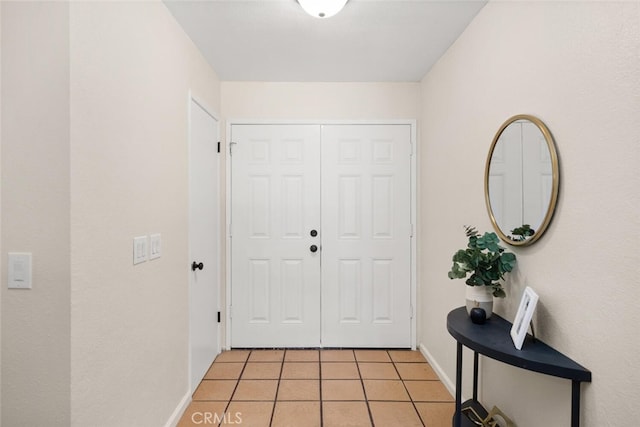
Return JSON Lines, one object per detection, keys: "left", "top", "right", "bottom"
{"left": 178, "top": 349, "right": 454, "bottom": 427}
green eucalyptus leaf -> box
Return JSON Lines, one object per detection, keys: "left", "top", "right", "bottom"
{"left": 492, "top": 287, "right": 506, "bottom": 298}
{"left": 452, "top": 250, "right": 470, "bottom": 263}
{"left": 501, "top": 252, "right": 516, "bottom": 263}
{"left": 448, "top": 264, "right": 467, "bottom": 279}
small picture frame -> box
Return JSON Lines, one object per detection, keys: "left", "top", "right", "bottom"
{"left": 510, "top": 287, "right": 539, "bottom": 350}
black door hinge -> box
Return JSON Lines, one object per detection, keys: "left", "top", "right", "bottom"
{"left": 217, "top": 311, "right": 221, "bottom": 323}
{"left": 217, "top": 141, "right": 220, "bottom": 153}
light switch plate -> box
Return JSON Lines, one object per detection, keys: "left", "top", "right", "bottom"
{"left": 8, "top": 252, "right": 32, "bottom": 289}
{"left": 133, "top": 236, "right": 148, "bottom": 265}
{"left": 149, "top": 233, "right": 161, "bottom": 260}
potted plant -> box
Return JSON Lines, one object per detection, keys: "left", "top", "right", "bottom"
{"left": 510, "top": 224, "right": 535, "bottom": 242}
{"left": 448, "top": 226, "right": 517, "bottom": 318}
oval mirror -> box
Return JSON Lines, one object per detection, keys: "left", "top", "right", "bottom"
{"left": 485, "top": 115, "right": 559, "bottom": 246}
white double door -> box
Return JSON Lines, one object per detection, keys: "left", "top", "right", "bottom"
{"left": 231, "top": 124, "right": 412, "bottom": 348}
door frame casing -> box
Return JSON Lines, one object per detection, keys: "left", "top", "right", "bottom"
{"left": 224, "top": 119, "right": 418, "bottom": 350}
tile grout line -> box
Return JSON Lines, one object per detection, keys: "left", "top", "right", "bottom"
{"left": 219, "top": 351, "right": 250, "bottom": 427}
{"left": 391, "top": 356, "right": 426, "bottom": 427}
{"left": 192, "top": 354, "right": 247, "bottom": 425}
{"left": 267, "top": 350, "right": 286, "bottom": 427}
{"left": 355, "top": 350, "right": 376, "bottom": 427}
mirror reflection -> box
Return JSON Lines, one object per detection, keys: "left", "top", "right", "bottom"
{"left": 485, "top": 115, "right": 559, "bottom": 246}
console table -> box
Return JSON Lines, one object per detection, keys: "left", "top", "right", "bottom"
{"left": 447, "top": 307, "right": 591, "bottom": 427}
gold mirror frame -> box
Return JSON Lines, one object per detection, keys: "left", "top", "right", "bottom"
{"left": 484, "top": 115, "right": 560, "bottom": 246}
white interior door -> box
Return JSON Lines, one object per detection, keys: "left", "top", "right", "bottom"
{"left": 230, "top": 124, "right": 321, "bottom": 347}
{"left": 188, "top": 98, "right": 220, "bottom": 393}
{"left": 321, "top": 124, "right": 412, "bottom": 347}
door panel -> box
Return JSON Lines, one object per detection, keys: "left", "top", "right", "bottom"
{"left": 188, "top": 99, "right": 220, "bottom": 393}
{"left": 231, "top": 125, "right": 321, "bottom": 347}
{"left": 321, "top": 125, "right": 412, "bottom": 347}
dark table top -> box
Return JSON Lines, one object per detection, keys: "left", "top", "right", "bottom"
{"left": 447, "top": 307, "right": 591, "bottom": 382}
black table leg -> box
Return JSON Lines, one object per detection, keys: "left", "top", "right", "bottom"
{"left": 473, "top": 351, "right": 479, "bottom": 401}
{"left": 571, "top": 380, "right": 580, "bottom": 427}
{"left": 454, "top": 342, "right": 463, "bottom": 427}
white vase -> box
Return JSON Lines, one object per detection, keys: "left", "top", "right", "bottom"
{"left": 465, "top": 286, "right": 494, "bottom": 319}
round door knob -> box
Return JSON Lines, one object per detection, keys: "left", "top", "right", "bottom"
{"left": 310, "top": 229, "right": 318, "bottom": 237}
{"left": 310, "top": 245, "right": 318, "bottom": 253}
{"left": 191, "top": 262, "right": 204, "bottom": 271}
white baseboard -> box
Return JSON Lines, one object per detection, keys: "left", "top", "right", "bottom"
{"left": 164, "top": 390, "right": 192, "bottom": 427}
{"left": 419, "top": 342, "right": 459, "bottom": 400}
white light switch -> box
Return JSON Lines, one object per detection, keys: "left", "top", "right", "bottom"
{"left": 133, "top": 236, "right": 148, "bottom": 265}
{"left": 149, "top": 233, "right": 161, "bottom": 260}
{"left": 8, "top": 252, "right": 32, "bottom": 289}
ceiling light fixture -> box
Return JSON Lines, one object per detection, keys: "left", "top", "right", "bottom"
{"left": 298, "top": 0, "right": 348, "bottom": 19}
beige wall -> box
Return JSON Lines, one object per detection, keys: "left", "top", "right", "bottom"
{"left": 222, "top": 82, "right": 420, "bottom": 120}
{"left": 1, "top": 2, "right": 71, "bottom": 425}
{"left": 1, "top": 1, "right": 220, "bottom": 425}
{"left": 419, "top": 1, "right": 640, "bottom": 426}
{"left": 70, "top": 2, "right": 220, "bottom": 425}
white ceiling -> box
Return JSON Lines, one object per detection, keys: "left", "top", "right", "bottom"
{"left": 163, "top": 0, "right": 487, "bottom": 82}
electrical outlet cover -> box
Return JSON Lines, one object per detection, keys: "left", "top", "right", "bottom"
{"left": 149, "top": 233, "right": 161, "bottom": 260}
{"left": 133, "top": 236, "right": 148, "bottom": 265}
